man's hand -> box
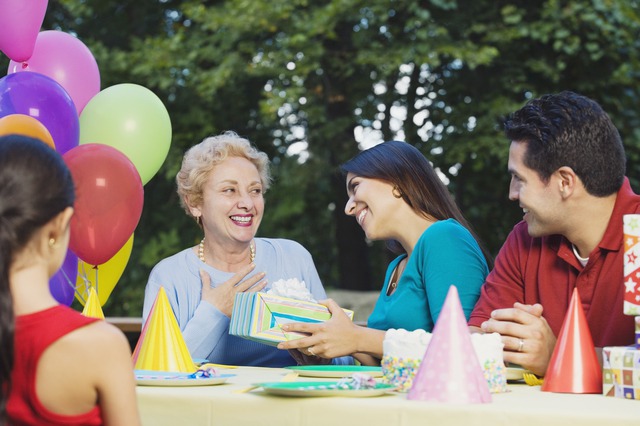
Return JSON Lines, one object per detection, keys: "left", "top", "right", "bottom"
{"left": 480, "top": 302, "right": 556, "bottom": 376}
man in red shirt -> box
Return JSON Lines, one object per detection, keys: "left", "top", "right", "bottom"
{"left": 469, "top": 91, "right": 639, "bottom": 377}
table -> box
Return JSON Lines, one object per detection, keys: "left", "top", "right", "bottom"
{"left": 136, "top": 366, "right": 640, "bottom": 426}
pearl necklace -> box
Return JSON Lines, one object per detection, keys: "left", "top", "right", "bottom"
{"left": 198, "top": 237, "right": 256, "bottom": 265}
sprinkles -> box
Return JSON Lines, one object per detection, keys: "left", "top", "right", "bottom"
{"left": 381, "top": 356, "right": 422, "bottom": 392}
{"left": 482, "top": 359, "right": 508, "bottom": 393}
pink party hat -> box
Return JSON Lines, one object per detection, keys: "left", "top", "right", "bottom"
{"left": 132, "top": 287, "right": 197, "bottom": 373}
{"left": 408, "top": 285, "right": 491, "bottom": 403}
{"left": 541, "top": 288, "right": 602, "bottom": 393}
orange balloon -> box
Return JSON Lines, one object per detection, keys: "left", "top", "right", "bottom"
{"left": 0, "top": 114, "right": 55, "bottom": 149}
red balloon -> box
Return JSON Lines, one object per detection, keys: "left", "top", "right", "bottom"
{"left": 63, "top": 144, "right": 143, "bottom": 265}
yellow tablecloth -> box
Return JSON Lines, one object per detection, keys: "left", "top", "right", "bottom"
{"left": 136, "top": 366, "right": 640, "bottom": 426}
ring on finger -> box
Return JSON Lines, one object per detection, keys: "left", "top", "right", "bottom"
{"left": 517, "top": 338, "right": 524, "bottom": 352}
{"left": 308, "top": 347, "right": 315, "bottom": 356}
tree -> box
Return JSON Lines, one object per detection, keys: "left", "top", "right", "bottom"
{"left": 3, "top": 0, "right": 638, "bottom": 316}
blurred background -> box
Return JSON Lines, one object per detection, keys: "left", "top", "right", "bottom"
{"left": 3, "top": 0, "right": 638, "bottom": 317}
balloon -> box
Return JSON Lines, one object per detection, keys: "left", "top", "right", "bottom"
{"left": 63, "top": 144, "right": 143, "bottom": 265}
{"left": 0, "top": 72, "right": 79, "bottom": 154}
{"left": 80, "top": 84, "right": 172, "bottom": 185}
{"left": 0, "top": 0, "right": 48, "bottom": 62}
{"left": 0, "top": 114, "right": 55, "bottom": 148}
{"left": 75, "top": 234, "right": 134, "bottom": 307}
{"left": 49, "top": 249, "right": 78, "bottom": 306}
{"left": 8, "top": 30, "right": 101, "bottom": 114}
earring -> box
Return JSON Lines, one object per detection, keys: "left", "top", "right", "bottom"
{"left": 392, "top": 186, "right": 403, "bottom": 199}
{"left": 48, "top": 238, "right": 56, "bottom": 247}
{"left": 195, "top": 216, "right": 202, "bottom": 227}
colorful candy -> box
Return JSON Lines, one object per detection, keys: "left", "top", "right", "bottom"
{"left": 381, "top": 356, "right": 422, "bottom": 392}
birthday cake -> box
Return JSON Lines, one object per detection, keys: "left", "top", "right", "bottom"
{"left": 381, "top": 328, "right": 431, "bottom": 391}
{"left": 381, "top": 329, "right": 507, "bottom": 393}
{"left": 470, "top": 332, "right": 508, "bottom": 393}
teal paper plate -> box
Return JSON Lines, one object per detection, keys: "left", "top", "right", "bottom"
{"left": 257, "top": 381, "right": 394, "bottom": 397}
{"left": 285, "top": 365, "right": 383, "bottom": 378}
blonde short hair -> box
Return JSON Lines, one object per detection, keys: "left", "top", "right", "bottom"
{"left": 176, "top": 131, "right": 271, "bottom": 217}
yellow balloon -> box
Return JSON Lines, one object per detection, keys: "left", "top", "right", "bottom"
{"left": 76, "top": 234, "right": 134, "bottom": 306}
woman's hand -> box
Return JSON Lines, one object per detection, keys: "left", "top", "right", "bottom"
{"left": 199, "top": 264, "right": 266, "bottom": 317}
{"left": 276, "top": 299, "right": 362, "bottom": 359}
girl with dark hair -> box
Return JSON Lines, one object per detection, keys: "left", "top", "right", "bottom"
{"left": 278, "top": 141, "right": 489, "bottom": 365}
{"left": 0, "top": 135, "right": 140, "bottom": 426}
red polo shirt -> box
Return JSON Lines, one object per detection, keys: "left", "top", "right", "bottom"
{"left": 469, "top": 178, "right": 640, "bottom": 347}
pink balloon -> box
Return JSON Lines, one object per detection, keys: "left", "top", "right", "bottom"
{"left": 8, "top": 30, "right": 100, "bottom": 114}
{"left": 0, "top": 0, "right": 48, "bottom": 62}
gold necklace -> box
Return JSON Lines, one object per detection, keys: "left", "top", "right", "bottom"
{"left": 198, "top": 237, "right": 255, "bottom": 265}
{"left": 387, "top": 257, "right": 407, "bottom": 296}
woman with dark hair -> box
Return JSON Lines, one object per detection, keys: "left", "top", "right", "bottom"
{"left": 0, "top": 135, "right": 139, "bottom": 426}
{"left": 278, "top": 141, "right": 490, "bottom": 365}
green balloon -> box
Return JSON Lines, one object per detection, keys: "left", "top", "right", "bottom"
{"left": 79, "top": 83, "right": 172, "bottom": 185}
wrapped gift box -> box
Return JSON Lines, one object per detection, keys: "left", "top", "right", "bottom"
{"left": 229, "top": 292, "right": 354, "bottom": 346}
{"left": 602, "top": 346, "right": 640, "bottom": 399}
{"left": 623, "top": 215, "right": 640, "bottom": 315}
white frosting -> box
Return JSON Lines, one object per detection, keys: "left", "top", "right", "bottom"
{"left": 383, "top": 329, "right": 431, "bottom": 359}
{"left": 470, "top": 332, "right": 505, "bottom": 365}
{"left": 266, "top": 278, "right": 316, "bottom": 302}
{"left": 383, "top": 329, "right": 504, "bottom": 365}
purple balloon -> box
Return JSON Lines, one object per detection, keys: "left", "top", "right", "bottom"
{"left": 0, "top": 72, "right": 79, "bottom": 154}
{"left": 49, "top": 249, "right": 78, "bottom": 306}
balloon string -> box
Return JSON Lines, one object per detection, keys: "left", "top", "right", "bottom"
{"left": 93, "top": 265, "right": 99, "bottom": 296}
{"left": 61, "top": 266, "right": 84, "bottom": 303}
{"left": 74, "top": 262, "right": 92, "bottom": 305}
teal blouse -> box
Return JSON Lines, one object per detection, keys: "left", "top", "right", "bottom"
{"left": 367, "top": 219, "right": 488, "bottom": 332}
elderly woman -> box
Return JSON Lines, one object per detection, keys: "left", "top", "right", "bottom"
{"left": 142, "top": 131, "right": 327, "bottom": 367}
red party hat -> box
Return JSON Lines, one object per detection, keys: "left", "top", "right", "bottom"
{"left": 541, "top": 287, "right": 602, "bottom": 393}
{"left": 407, "top": 285, "right": 492, "bottom": 403}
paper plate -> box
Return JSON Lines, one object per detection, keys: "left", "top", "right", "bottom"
{"left": 135, "top": 370, "right": 235, "bottom": 387}
{"left": 257, "top": 381, "right": 395, "bottom": 397}
{"left": 285, "top": 365, "right": 383, "bottom": 378}
{"left": 506, "top": 367, "right": 525, "bottom": 381}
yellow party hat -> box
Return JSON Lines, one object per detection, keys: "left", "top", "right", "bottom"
{"left": 81, "top": 287, "right": 105, "bottom": 319}
{"left": 132, "top": 287, "right": 196, "bottom": 373}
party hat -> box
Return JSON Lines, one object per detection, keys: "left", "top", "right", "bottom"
{"left": 407, "top": 285, "right": 491, "bottom": 403}
{"left": 132, "top": 287, "right": 197, "bottom": 373}
{"left": 81, "top": 287, "right": 105, "bottom": 319}
{"left": 541, "top": 287, "right": 602, "bottom": 393}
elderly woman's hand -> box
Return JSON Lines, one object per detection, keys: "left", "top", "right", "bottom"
{"left": 199, "top": 265, "right": 267, "bottom": 317}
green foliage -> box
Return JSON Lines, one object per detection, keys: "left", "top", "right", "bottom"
{"left": 13, "top": 0, "right": 640, "bottom": 315}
